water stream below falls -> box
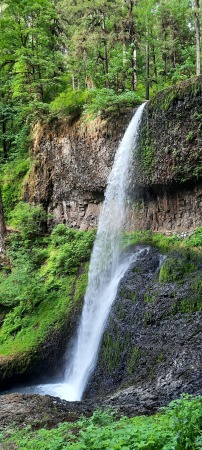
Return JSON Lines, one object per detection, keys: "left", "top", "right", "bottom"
{"left": 8, "top": 103, "right": 146, "bottom": 401}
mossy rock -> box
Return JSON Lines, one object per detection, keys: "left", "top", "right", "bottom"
{"left": 159, "top": 255, "right": 196, "bottom": 283}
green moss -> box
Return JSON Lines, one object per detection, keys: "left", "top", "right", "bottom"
{"left": 149, "top": 76, "right": 202, "bottom": 112}
{"left": 159, "top": 256, "right": 196, "bottom": 283}
{"left": 0, "top": 224, "right": 94, "bottom": 366}
{"left": 143, "top": 310, "right": 155, "bottom": 327}
{"left": 0, "top": 158, "right": 30, "bottom": 221}
{"left": 102, "top": 335, "right": 126, "bottom": 371}
{"left": 172, "top": 297, "right": 202, "bottom": 315}
{"left": 74, "top": 263, "right": 89, "bottom": 304}
{"left": 144, "top": 292, "right": 157, "bottom": 303}
{"left": 127, "top": 346, "right": 142, "bottom": 376}
{"left": 0, "top": 276, "right": 75, "bottom": 355}
{"left": 186, "top": 131, "right": 196, "bottom": 142}
{"left": 119, "top": 287, "right": 137, "bottom": 303}
{"left": 157, "top": 352, "right": 165, "bottom": 363}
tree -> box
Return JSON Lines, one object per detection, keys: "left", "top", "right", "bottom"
{"left": 193, "top": 0, "right": 201, "bottom": 75}
{"left": 0, "top": 0, "right": 65, "bottom": 159}
{"left": 0, "top": 190, "right": 6, "bottom": 254}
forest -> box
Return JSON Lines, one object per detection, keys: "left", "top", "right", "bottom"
{"left": 0, "top": 0, "right": 201, "bottom": 162}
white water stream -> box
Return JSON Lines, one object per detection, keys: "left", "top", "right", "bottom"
{"left": 13, "top": 103, "right": 146, "bottom": 401}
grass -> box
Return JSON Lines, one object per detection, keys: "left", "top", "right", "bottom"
{"left": 123, "top": 227, "right": 202, "bottom": 253}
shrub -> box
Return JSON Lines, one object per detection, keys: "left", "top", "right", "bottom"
{"left": 85, "top": 88, "right": 141, "bottom": 116}
{"left": 46, "top": 225, "right": 95, "bottom": 275}
{"left": 10, "top": 202, "right": 47, "bottom": 241}
{"left": 50, "top": 89, "right": 89, "bottom": 118}
{"left": 0, "top": 158, "right": 30, "bottom": 220}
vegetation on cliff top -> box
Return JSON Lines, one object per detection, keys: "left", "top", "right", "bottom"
{"left": 1, "top": 395, "right": 202, "bottom": 449}
{"left": 0, "top": 0, "right": 201, "bottom": 163}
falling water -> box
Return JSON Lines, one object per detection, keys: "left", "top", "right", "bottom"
{"left": 14, "top": 103, "right": 146, "bottom": 401}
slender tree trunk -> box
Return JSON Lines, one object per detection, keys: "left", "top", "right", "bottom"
{"left": 102, "top": 16, "right": 109, "bottom": 88}
{"left": 152, "top": 43, "right": 158, "bottom": 83}
{"left": 128, "top": 0, "right": 137, "bottom": 90}
{"left": 72, "top": 73, "right": 75, "bottom": 90}
{"left": 0, "top": 190, "right": 6, "bottom": 254}
{"left": 194, "top": 0, "right": 201, "bottom": 75}
{"left": 2, "top": 114, "right": 8, "bottom": 160}
{"left": 146, "top": 41, "right": 149, "bottom": 100}
{"left": 132, "top": 48, "right": 137, "bottom": 88}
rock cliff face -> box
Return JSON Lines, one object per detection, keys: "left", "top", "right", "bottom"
{"left": 25, "top": 112, "right": 133, "bottom": 230}
{"left": 25, "top": 77, "right": 202, "bottom": 234}
{"left": 86, "top": 245, "right": 202, "bottom": 406}
{"left": 131, "top": 77, "right": 202, "bottom": 233}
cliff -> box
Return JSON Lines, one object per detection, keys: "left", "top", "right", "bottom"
{"left": 25, "top": 112, "right": 133, "bottom": 230}
{"left": 25, "top": 77, "right": 202, "bottom": 234}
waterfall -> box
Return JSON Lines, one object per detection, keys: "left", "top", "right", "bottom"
{"left": 24, "top": 103, "right": 146, "bottom": 401}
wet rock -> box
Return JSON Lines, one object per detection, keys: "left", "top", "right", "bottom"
{"left": 86, "top": 246, "right": 202, "bottom": 407}
{"left": 0, "top": 394, "right": 95, "bottom": 430}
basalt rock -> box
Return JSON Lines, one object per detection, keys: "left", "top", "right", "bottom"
{"left": 24, "top": 111, "right": 133, "bottom": 230}
{"left": 86, "top": 246, "right": 202, "bottom": 407}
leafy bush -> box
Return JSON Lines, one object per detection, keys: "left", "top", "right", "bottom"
{"left": 0, "top": 158, "right": 30, "bottom": 220}
{"left": 50, "top": 89, "right": 89, "bottom": 118}
{"left": 45, "top": 225, "right": 95, "bottom": 275}
{"left": 85, "top": 88, "right": 142, "bottom": 116}
{"left": 10, "top": 202, "right": 47, "bottom": 241}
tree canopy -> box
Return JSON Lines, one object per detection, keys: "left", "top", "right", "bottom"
{"left": 0, "top": 0, "right": 200, "bottom": 161}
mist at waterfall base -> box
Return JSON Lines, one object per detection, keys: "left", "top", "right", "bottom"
{"left": 9, "top": 103, "right": 146, "bottom": 401}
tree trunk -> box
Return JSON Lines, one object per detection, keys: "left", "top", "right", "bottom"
{"left": 146, "top": 41, "right": 149, "bottom": 100}
{"left": 102, "top": 17, "right": 109, "bottom": 88}
{"left": 194, "top": 0, "right": 201, "bottom": 75}
{"left": 0, "top": 190, "right": 6, "bottom": 254}
{"left": 2, "top": 114, "right": 8, "bottom": 160}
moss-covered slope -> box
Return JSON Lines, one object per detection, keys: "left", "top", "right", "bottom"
{"left": 0, "top": 221, "right": 95, "bottom": 388}
{"left": 137, "top": 76, "right": 202, "bottom": 186}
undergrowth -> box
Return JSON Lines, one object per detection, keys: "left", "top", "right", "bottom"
{"left": 0, "top": 212, "right": 95, "bottom": 357}
{"left": 1, "top": 395, "right": 202, "bottom": 449}
{"left": 123, "top": 227, "right": 202, "bottom": 253}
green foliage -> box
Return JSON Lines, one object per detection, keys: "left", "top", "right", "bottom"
{"left": 185, "top": 227, "right": 202, "bottom": 247}
{"left": 0, "top": 224, "right": 93, "bottom": 356}
{"left": 44, "top": 225, "right": 95, "bottom": 276}
{"left": 10, "top": 202, "right": 47, "bottom": 241}
{"left": 159, "top": 256, "right": 196, "bottom": 283}
{"left": 85, "top": 89, "right": 142, "bottom": 116}
{"left": 0, "top": 158, "right": 30, "bottom": 220}
{"left": 0, "top": 0, "right": 200, "bottom": 162}
{"left": 1, "top": 395, "right": 202, "bottom": 449}
{"left": 124, "top": 227, "right": 202, "bottom": 254}
{"left": 0, "top": 0, "right": 64, "bottom": 159}
{"left": 50, "top": 90, "right": 89, "bottom": 118}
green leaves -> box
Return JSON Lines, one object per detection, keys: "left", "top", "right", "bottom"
{"left": 2, "top": 395, "right": 202, "bottom": 449}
